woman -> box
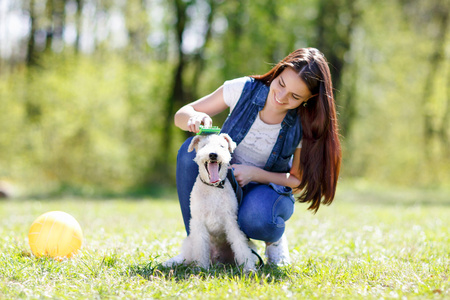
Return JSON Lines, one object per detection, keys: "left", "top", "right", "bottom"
{"left": 171, "top": 48, "right": 341, "bottom": 266}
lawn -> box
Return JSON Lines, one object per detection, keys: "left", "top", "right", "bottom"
{"left": 1, "top": 183, "right": 449, "bottom": 299}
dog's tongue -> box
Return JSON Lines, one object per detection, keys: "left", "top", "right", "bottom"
{"left": 207, "top": 162, "right": 220, "bottom": 183}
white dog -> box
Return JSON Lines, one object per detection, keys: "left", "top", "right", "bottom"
{"left": 164, "top": 133, "right": 257, "bottom": 272}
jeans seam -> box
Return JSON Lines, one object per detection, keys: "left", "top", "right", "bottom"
{"left": 272, "top": 195, "right": 286, "bottom": 228}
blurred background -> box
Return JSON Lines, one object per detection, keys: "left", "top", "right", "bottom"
{"left": 0, "top": 0, "right": 449, "bottom": 197}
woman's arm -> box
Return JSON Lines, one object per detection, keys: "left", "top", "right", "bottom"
{"left": 231, "top": 148, "right": 302, "bottom": 188}
{"left": 174, "top": 86, "right": 229, "bottom": 133}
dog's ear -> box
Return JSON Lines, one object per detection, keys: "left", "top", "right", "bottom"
{"left": 220, "top": 133, "right": 236, "bottom": 153}
{"left": 188, "top": 136, "right": 202, "bottom": 152}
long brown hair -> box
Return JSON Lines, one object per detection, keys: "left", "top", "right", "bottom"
{"left": 252, "top": 48, "right": 342, "bottom": 212}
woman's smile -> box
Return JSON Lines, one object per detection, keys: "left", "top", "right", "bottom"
{"left": 273, "top": 93, "right": 287, "bottom": 105}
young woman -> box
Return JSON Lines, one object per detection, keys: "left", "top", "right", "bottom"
{"left": 170, "top": 47, "right": 341, "bottom": 266}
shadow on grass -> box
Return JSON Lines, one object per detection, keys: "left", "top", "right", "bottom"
{"left": 126, "top": 261, "right": 293, "bottom": 283}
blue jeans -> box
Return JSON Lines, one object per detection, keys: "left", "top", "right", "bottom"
{"left": 176, "top": 137, "right": 295, "bottom": 243}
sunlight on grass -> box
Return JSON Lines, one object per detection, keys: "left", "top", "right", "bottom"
{"left": 1, "top": 186, "right": 449, "bottom": 299}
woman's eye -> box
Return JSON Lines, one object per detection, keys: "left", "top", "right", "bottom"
{"left": 279, "top": 80, "right": 285, "bottom": 87}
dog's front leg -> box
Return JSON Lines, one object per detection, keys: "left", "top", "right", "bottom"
{"left": 225, "top": 219, "right": 256, "bottom": 272}
{"left": 188, "top": 218, "right": 211, "bottom": 269}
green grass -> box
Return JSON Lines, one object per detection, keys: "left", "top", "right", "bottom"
{"left": 1, "top": 183, "right": 449, "bottom": 299}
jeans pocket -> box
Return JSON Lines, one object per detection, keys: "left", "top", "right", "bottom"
{"left": 268, "top": 183, "right": 295, "bottom": 203}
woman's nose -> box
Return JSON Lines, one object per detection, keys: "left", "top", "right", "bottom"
{"left": 277, "top": 89, "right": 288, "bottom": 101}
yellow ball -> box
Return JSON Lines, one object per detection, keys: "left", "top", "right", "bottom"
{"left": 28, "top": 211, "right": 83, "bottom": 259}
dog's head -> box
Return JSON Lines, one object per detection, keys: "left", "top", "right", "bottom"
{"left": 188, "top": 133, "right": 236, "bottom": 185}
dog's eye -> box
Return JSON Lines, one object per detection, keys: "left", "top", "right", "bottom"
{"left": 220, "top": 145, "right": 225, "bottom": 148}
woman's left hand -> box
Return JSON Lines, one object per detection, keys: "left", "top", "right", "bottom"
{"left": 230, "top": 164, "right": 259, "bottom": 187}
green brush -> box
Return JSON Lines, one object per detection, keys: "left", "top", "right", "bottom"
{"left": 197, "top": 125, "right": 221, "bottom": 135}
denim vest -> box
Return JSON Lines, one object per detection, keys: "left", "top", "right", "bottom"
{"left": 221, "top": 78, "right": 302, "bottom": 196}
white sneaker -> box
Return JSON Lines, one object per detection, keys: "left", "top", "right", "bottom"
{"left": 162, "top": 253, "right": 184, "bottom": 267}
{"left": 265, "top": 234, "right": 291, "bottom": 266}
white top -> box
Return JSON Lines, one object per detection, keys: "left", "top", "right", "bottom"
{"left": 223, "top": 77, "right": 302, "bottom": 168}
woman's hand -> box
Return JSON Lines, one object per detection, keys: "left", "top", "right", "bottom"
{"left": 174, "top": 85, "right": 228, "bottom": 133}
{"left": 187, "top": 113, "right": 213, "bottom": 133}
{"left": 231, "top": 164, "right": 260, "bottom": 187}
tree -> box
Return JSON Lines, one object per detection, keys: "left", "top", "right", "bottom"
{"left": 44, "top": 0, "right": 66, "bottom": 52}
{"left": 316, "top": 0, "right": 363, "bottom": 138}
{"left": 26, "top": 0, "right": 38, "bottom": 66}
{"left": 74, "top": 0, "right": 84, "bottom": 54}
{"left": 125, "top": 0, "right": 151, "bottom": 60}
{"left": 159, "top": 0, "right": 219, "bottom": 174}
{"left": 418, "top": 1, "right": 449, "bottom": 158}
{"left": 399, "top": 0, "right": 450, "bottom": 159}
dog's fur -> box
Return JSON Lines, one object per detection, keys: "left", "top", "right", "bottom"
{"left": 164, "top": 134, "right": 256, "bottom": 271}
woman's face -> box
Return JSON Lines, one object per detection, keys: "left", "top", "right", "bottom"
{"left": 268, "top": 67, "right": 312, "bottom": 113}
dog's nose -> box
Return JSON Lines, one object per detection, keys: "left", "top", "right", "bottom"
{"left": 209, "top": 153, "right": 218, "bottom": 160}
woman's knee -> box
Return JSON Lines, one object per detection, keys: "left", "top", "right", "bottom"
{"left": 238, "top": 186, "right": 294, "bottom": 242}
{"left": 238, "top": 210, "right": 286, "bottom": 242}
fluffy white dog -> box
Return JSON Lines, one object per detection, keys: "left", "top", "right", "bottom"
{"left": 164, "top": 133, "right": 257, "bottom": 272}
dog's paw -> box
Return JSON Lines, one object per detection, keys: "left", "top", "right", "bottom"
{"left": 162, "top": 254, "right": 185, "bottom": 267}
{"left": 243, "top": 261, "right": 257, "bottom": 273}
{"left": 197, "top": 260, "right": 210, "bottom": 270}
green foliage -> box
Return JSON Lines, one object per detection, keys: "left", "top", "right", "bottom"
{"left": 341, "top": 1, "right": 450, "bottom": 186}
{"left": 0, "top": 54, "right": 174, "bottom": 195}
{"left": 0, "top": 0, "right": 449, "bottom": 195}
{"left": 0, "top": 185, "right": 449, "bottom": 299}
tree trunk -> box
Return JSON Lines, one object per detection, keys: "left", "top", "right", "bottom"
{"left": 316, "top": 0, "right": 362, "bottom": 139}
{"left": 75, "top": 0, "right": 83, "bottom": 54}
{"left": 125, "top": 0, "right": 150, "bottom": 61}
{"left": 52, "top": 0, "right": 66, "bottom": 50}
{"left": 44, "top": 0, "right": 53, "bottom": 51}
{"left": 158, "top": 0, "right": 192, "bottom": 177}
{"left": 440, "top": 69, "right": 450, "bottom": 157}
{"left": 191, "top": 0, "right": 218, "bottom": 99}
{"left": 158, "top": 0, "right": 218, "bottom": 180}
{"left": 26, "top": 0, "right": 38, "bottom": 67}
{"left": 265, "top": 0, "right": 279, "bottom": 63}
{"left": 421, "top": 3, "right": 449, "bottom": 158}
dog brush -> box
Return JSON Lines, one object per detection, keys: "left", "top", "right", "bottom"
{"left": 197, "top": 125, "right": 221, "bottom": 135}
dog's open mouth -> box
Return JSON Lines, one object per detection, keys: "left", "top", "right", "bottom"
{"left": 205, "top": 161, "right": 222, "bottom": 184}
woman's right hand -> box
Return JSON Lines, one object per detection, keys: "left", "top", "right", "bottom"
{"left": 187, "top": 112, "right": 213, "bottom": 133}
{"left": 174, "top": 85, "right": 227, "bottom": 132}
